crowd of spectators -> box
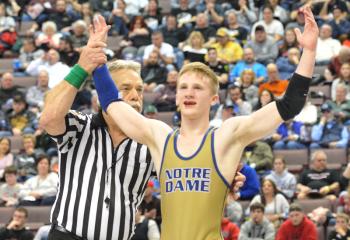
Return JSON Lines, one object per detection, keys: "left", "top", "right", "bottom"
{"left": 0, "top": 0, "right": 350, "bottom": 239}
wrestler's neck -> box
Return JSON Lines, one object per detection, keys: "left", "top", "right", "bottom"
{"left": 179, "top": 116, "right": 210, "bottom": 137}
{"left": 103, "top": 112, "right": 128, "bottom": 146}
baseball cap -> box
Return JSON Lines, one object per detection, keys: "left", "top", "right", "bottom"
{"left": 216, "top": 27, "right": 228, "bottom": 37}
{"left": 13, "top": 94, "right": 26, "bottom": 103}
{"left": 144, "top": 105, "right": 158, "bottom": 114}
{"left": 320, "top": 103, "right": 332, "bottom": 113}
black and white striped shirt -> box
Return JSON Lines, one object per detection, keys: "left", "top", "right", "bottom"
{"left": 50, "top": 110, "right": 154, "bottom": 240}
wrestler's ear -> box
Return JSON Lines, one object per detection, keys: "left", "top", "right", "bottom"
{"left": 210, "top": 94, "right": 219, "bottom": 106}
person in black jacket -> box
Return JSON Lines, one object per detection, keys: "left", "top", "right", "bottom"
{"left": 0, "top": 207, "right": 34, "bottom": 240}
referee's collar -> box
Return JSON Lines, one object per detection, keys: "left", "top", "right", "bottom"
{"left": 91, "top": 110, "right": 108, "bottom": 129}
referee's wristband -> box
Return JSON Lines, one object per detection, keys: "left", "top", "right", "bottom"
{"left": 64, "top": 64, "right": 88, "bottom": 89}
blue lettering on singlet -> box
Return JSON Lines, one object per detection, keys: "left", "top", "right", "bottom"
{"left": 165, "top": 168, "right": 211, "bottom": 193}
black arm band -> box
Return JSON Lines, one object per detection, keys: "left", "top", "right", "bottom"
{"left": 276, "top": 73, "right": 311, "bottom": 121}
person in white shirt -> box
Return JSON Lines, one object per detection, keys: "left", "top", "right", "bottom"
{"left": 315, "top": 24, "right": 341, "bottom": 65}
{"left": 26, "top": 48, "right": 70, "bottom": 88}
{"left": 18, "top": 155, "right": 58, "bottom": 206}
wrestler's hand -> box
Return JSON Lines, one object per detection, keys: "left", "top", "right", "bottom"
{"left": 294, "top": 6, "right": 318, "bottom": 52}
{"left": 78, "top": 42, "right": 107, "bottom": 74}
{"left": 231, "top": 171, "right": 246, "bottom": 200}
{"left": 88, "top": 15, "right": 110, "bottom": 46}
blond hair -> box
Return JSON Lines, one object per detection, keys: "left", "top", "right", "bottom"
{"left": 187, "top": 31, "right": 205, "bottom": 48}
{"left": 107, "top": 59, "right": 141, "bottom": 74}
{"left": 239, "top": 69, "right": 256, "bottom": 85}
{"left": 179, "top": 62, "right": 219, "bottom": 95}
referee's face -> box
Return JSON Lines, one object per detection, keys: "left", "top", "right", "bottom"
{"left": 111, "top": 69, "right": 144, "bottom": 113}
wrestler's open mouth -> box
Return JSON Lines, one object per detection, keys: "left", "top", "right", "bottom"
{"left": 184, "top": 101, "right": 196, "bottom": 106}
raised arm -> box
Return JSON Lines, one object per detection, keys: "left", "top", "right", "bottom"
{"left": 219, "top": 6, "right": 319, "bottom": 147}
{"left": 39, "top": 16, "right": 109, "bottom": 136}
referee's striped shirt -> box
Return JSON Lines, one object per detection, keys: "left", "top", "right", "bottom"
{"left": 50, "top": 110, "right": 154, "bottom": 240}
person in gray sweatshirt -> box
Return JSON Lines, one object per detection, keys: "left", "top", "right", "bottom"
{"left": 265, "top": 155, "right": 297, "bottom": 199}
{"left": 239, "top": 202, "right": 275, "bottom": 240}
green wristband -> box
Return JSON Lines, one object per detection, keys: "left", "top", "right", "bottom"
{"left": 64, "top": 64, "right": 88, "bottom": 89}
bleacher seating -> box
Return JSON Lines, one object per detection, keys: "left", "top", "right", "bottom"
{"left": 13, "top": 76, "right": 37, "bottom": 88}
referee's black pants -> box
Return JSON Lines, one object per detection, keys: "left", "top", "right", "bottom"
{"left": 48, "top": 225, "right": 85, "bottom": 240}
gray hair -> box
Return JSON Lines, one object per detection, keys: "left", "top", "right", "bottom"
{"left": 107, "top": 59, "right": 141, "bottom": 75}
{"left": 311, "top": 150, "right": 327, "bottom": 162}
{"left": 72, "top": 20, "right": 87, "bottom": 30}
{"left": 42, "top": 21, "right": 57, "bottom": 33}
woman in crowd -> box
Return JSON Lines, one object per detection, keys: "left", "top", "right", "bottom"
{"left": 238, "top": 69, "right": 259, "bottom": 108}
{"left": 182, "top": 31, "right": 207, "bottom": 64}
{"left": 0, "top": 137, "right": 13, "bottom": 180}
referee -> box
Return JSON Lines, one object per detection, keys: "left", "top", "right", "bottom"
{"left": 40, "top": 18, "right": 154, "bottom": 240}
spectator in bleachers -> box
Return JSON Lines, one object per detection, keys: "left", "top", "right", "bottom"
{"left": 154, "top": 70, "right": 177, "bottom": 112}
{"left": 241, "top": 140, "right": 273, "bottom": 174}
{"left": 252, "top": 6, "right": 284, "bottom": 42}
{"left": 18, "top": 155, "right": 57, "bottom": 206}
{"left": 18, "top": 38, "right": 45, "bottom": 73}
{"left": 261, "top": 0, "right": 289, "bottom": 24}
{"left": 271, "top": 119, "right": 307, "bottom": 149}
{"left": 161, "top": 15, "right": 187, "bottom": 49}
{"left": 121, "top": 15, "right": 151, "bottom": 59}
{"left": 124, "top": 0, "right": 148, "bottom": 18}
{"left": 229, "top": 47, "right": 267, "bottom": 84}
{"left": 196, "top": 0, "right": 224, "bottom": 26}
{"left": 224, "top": 0, "right": 257, "bottom": 29}
{"left": 0, "top": 3, "right": 16, "bottom": 55}
{"left": 34, "top": 21, "right": 62, "bottom": 50}
{"left": 141, "top": 50, "right": 168, "bottom": 92}
{"left": 0, "top": 166, "right": 21, "bottom": 207}
{"left": 15, "top": 134, "right": 40, "bottom": 182}
{"left": 315, "top": 0, "right": 348, "bottom": 22}
{"left": 144, "top": 104, "right": 158, "bottom": 119}
{"left": 245, "top": 25, "right": 279, "bottom": 65}
{"left": 25, "top": 70, "right": 50, "bottom": 111}
{"left": 143, "top": 0, "right": 162, "bottom": 31}
{"left": 21, "top": 0, "right": 53, "bottom": 23}
{"left": 286, "top": 9, "right": 305, "bottom": 33}
{"left": 275, "top": 203, "right": 318, "bottom": 240}
{"left": 0, "top": 207, "right": 34, "bottom": 240}
{"left": 171, "top": 0, "right": 197, "bottom": 29}
{"left": 0, "top": 137, "right": 13, "bottom": 179}
{"left": 237, "top": 163, "right": 260, "bottom": 200}
{"left": 248, "top": 179, "right": 289, "bottom": 228}
{"left": 224, "top": 193, "right": 243, "bottom": 224}
{"left": 143, "top": 31, "right": 176, "bottom": 70}
{"left": 139, "top": 181, "right": 161, "bottom": 229}
{"left": 328, "top": 5, "right": 350, "bottom": 40}
{"left": 224, "top": 11, "right": 248, "bottom": 46}
{"left": 58, "top": 35, "right": 79, "bottom": 67}
{"left": 331, "top": 63, "right": 350, "bottom": 101}
{"left": 226, "top": 84, "right": 252, "bottom": 116}
{"left": 276, "top": 47, "right": 300, "bottom": 80}
{"left": 70, "top": 20, "right": 88, "bottom": 52}
{"left": 206, "top": 47, "right": 229, "bottom": 89}
{"left": 327, "top": 83, "right": 350, "bottom": 124}
{"left": 315, "top": 24, "right": 342, "bottom": 65}
{"left": 326, "top": 46, "right": 350, "bottom": 81}
{"left": 109, "top": 0, "right": 129, "bottom": 37}
{"left": 297, "top": 150, "right": 340, "bottom": 200}
{"left": 328, "top": 213, "right": 350, "bottom": 240}
{"left": 259, "top": 63, "right": 289, "bottom": 97}
{"left": 278, "top": 29, "right": 300, "bottom": 60}
{"left": 238, "top": 69, "right": 259, "bottom": 108}
{"left": 310, "top": 102, "right": 349, "bottom": 149}
{"left": 210, "top": 103, "right": 235, "bottom": 128}
{"left": 337, "top": 183, "right": 350, "bottom": 214}
{"left": 266, "top": 156, "right": 297, "bottom": 199}
{"left": 0, "top": 72, "right": 23, "bottom": 111}
{"left": 89, "top": 0, "right": 114, "bottom": 18}
{"left": 26, "top": 48, "right": 71, "bottom": 88}
{"left": 7, "top": 94, "right": 36, "bottom": 136}
{"left": 1, "top": 0, "right": 21, "bottom": 17}
{"left": 48, "top": 0, "right": 76, "bottom": 32}
{"left": 211, "top": 27, "right": 243, "bottom": 65}
{"left": 253, "top": 89, "right": 275, "bottom": 111}
{"left": 192, "top": 13, "right": 216, "bottom": 47}
{"left": 238, "top": 202, "right": 275, "bottom": 240}
{"left": 221, "top": 217, "right": 240, "bottom": 240}
{"left": 182, "top": 31, "right": 207, "bottom": 64}
{"left": 79, "top": 2, "right": 93, "bottom": 27}
{"left": 131, "top": 206, "right": 160, "bottom": 240}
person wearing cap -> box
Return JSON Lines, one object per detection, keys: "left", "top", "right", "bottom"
{"left": 245, "top": 24, "right": 279, "bottom": 65}
{"left": 251, "top": 6, "right": 284, "bottom": 42}
{"left": 139, "top": 180, "right": 161, "bottom": 230}
{"left": 211, "top": 27, "right": 243, "bottom": 64}
{"left": 238, "top": 202, "right": 275, "bottom": 240}
{"left": 310, "top": 102, "right": 348, "bottom": 149}
{"left": 276, "top": 203, "right": 317, "bottom": 240}
{"left": 210, "top": 103, "right": 235, "bottom": 128}
{"left": 7, "top": 94, "right": 36, "bottom": 136}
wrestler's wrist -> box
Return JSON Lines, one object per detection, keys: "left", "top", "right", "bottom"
{"left": 64, "top": 64, "right": 88, "bottom": 89}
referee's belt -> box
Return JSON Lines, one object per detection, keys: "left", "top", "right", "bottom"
{"left": 52, "top": 224, "right": 86, "bottom": 240}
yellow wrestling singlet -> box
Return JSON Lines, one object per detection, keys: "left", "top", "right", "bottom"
{"left": 160, "top": 127, "right": 229, "bottom": 240}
